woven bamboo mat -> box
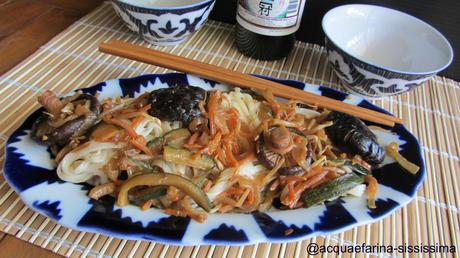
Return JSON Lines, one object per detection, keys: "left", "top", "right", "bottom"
{"left": 0, "top": 2, "right": 459, "bottom": 257}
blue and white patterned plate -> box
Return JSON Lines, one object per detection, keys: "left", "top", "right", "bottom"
{"left": 4, "top": 73, "right": 425, "bottom": 245}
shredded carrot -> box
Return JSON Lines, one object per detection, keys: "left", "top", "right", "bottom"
{"left": 192, "top": 131, "right": 222, "bottom": 159}
{"left": 120, "top": 108, "right": 137, "bottom": 114}
{"left": 310, "top": 177, "right": 329, "bottom": 188}
{"left": 287, "top": 181, "right": 295, "bottom": 202}
{"left": 365, "top": 175, "right": 378, "bottom": 209}
{"left": 270, "top": 179, "right": 280, "bottom": 191}
{"left": 246, "top": 188, "right": 254, "bottom": 205}
{"left": 218, "top": 204, "right": 234, "bottom": 213}
{"left": 223, "top": 138, "right": 239, "bottom": 167}
{"left": 130, "top": 115, "right": 145, "bottom": 129}
{"left": 285, "top": 175, "right": 306, "bottom": 183}
{"left": 105, "top": 117, "right": 138, "bottom": 139}
{"left": 207, "top": 131, "right": 222, "bottom": 155}
{"left": 213, "top": 132, "right": 238, "bottom": 168}
{"left": 223, "top": 108, "right": 240, "bottom": 135}
{"left": 262, "top": 89, "right": 281, "bottom": 118}
{"left": 207, "top": 91, "right": 221, "bottom": 136}
{"left": 290, "top": 171, "right": 328, "bottom": 201}
{"left": 164, "top": 208, "right": 187, "bottom": 217}
{"left": 237, "top": 152, "right": 256, "bottom": 165}
{"left": 183, "top": 143, "right": 204, "bottom": 149}
{"left": 326, "top": 170, "right": 338, "bottom": 179}
{"left": 130, "top": 137, "right": 152, "bottom": 155}
{"left": 250, "top": 180, "right": 260, "bottom": 208}
{"left": 201, "top": 180, "right": 212, "bottom": 192}
{"left": 305, "top": 165, "right": 323, "bottom": 179}
{"left": 303, "top": 170, "right": 329, "bottom": 189}
{"left": 178, "top": 198, "right": 207, "bottom": 223}
{"left": 105, "top": 117, "right": 152, "bottom": 155}
{"left": 215, "top": 196, "right": 237, "bottom": 206}
{"left": 187, "top": 132, "right": 200, "bottom": 145}
{"left": 281, "top": 105, "right": 296, "bottom": 121}
{"left": 140, "top": 199, "right": 154, "bottom": 211}
{"left": 166, "top": 186, "right": 180, "bottom": 202}
{"left": 225, "top": 187, "right": 245, "bottom": 196}
{"left": 215, "top": 147, "right": 226, "bottom": 165}
{"left": 292, "top": 200, "right": 303, "bottom": 209}
{"left": 138, "top": 104, "right": 151, "bottom": 112}
{"left": 236, "top": 188, "right": 251, "bottom": 207}
{"left": 293, "top": 135, "right": 304, "bottom": 144}
{"left": 282, "top": 170, "right": 328, "bottom": 208}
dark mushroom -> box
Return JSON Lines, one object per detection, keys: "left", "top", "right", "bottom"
{"left": 31, "top": 93, "right": 101, "bottom": 146}
{"left": 269, "top": 126, "right": 293, "bottom": 152}
{"left": 148, "top": 85, "right": 206, "bottom": 125}
{"left": 325, "top": 111, "right": 385, "bottom": 165}
{"left": 256, "top": 126, "right": 312, "bottom": 175}
{"left": 188, "top": 116, "right": 208, "bottom": 133}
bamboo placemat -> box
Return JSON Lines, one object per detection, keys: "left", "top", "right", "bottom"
{"left": 0, "top": 2, "right": 459, "bottom": 257}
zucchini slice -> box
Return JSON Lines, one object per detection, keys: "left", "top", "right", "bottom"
{"left": 301, "top": 173, "right": 364, "bottom": 208}
{"left": 163, "top": 145, "right": 215, "bottom": 170}
{"left": 129, "top": 186, "right": 167, "bottom": 205}
{"left": 164, "top": 128, "right": 191, "bottom": 148}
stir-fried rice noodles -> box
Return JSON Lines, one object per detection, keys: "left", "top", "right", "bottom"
{"left": 31, "top": 86, "right": 410, "bottom": 223}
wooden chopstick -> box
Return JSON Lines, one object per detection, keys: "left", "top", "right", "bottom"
{"left": 99, "top": 40, "right": 403, "bottom": 127}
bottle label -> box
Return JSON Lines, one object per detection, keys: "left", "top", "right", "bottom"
{"left": 237, "top": 0, "right": 306, "bottom": 36}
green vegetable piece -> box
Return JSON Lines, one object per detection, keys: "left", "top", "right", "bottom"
{"left": 334, "top": 159, "right": 371, "bottom": 176}
{"left": 350, "top": 163, "right": 371, "bottom": 176}
{"left": 128, "top": 158, "right": 154, "bottom": 172}
{"left": 129, "top": 186, "right": 167, "bottom": 205}
{"left": 163, "top": 128, "right": 191, "bottom": 148}
{"left": 163, "top": 146, "right": 215, "bottom": 170}
{"left": 147, "top": 136, "right": 164, "bottom": 153}
{"left": 301, "top": 173, "right": 364, "bottom": 208}
{"left": 147, "top": 128, "right": 191, "bottom": 152}
{"left": 192, "top": 170, "right": 213, "bottom": 188}
{"left": 118, "top": 172, "right": 212, "bottom": 212}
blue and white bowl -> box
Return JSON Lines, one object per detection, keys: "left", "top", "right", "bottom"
{"left": 112, "top": 0, "right": 215, "bottom": 46}
{"left": 322, "top": 4, "right": 453, "bottom": 98}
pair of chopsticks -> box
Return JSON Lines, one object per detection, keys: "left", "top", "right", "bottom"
{"left": 99, "top": 40, "right": 403, "bottom": 127}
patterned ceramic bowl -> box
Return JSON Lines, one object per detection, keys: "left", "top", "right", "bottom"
{"left": 112, "top": 0, "right": 215, "bottom": 46}
{"left": 322, "top": 4, "right": 453, "bottom": 98}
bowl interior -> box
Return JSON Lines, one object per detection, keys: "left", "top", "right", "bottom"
{"left": 117, "top": 0, "right": 212, "bottom": 9}
{"left": 322, "top": 4, "right": 453, "bottom": 74}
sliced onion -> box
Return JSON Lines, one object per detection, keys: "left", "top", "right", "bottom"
{"left": 387, "top": 142, "right": 420, "bottom": 174}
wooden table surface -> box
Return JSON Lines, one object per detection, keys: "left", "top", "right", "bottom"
{"left": 0, "top": 1, "right": 103, "bottom": 256}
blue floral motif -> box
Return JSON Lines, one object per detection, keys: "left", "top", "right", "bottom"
{"left": 111, "top": 0, "right": 215, "bottom": 45}
{"left": 325, "top": 36, "right": 433, "bottom": 97}
{"left": 159, "top": 21, "right": 178, "bottom": 34}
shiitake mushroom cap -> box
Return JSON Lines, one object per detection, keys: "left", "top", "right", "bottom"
{"left": 256, "top": 126, "right": 312, "bottom": 175}
{"left": 31, "top": 94, "right": 101, "bottom": 146}
{"left": 325, "top": 111, "right": 385, "bottom": 165}
{"left": 148, "top": 85, "right": 206, "bottom": 125}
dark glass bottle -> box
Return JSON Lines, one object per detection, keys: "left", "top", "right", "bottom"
{"left": 236, "top": 0, "right": 306, "bottom": 60}
{"left": 236, "top": 23, "right": 295, "bottom": 60}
